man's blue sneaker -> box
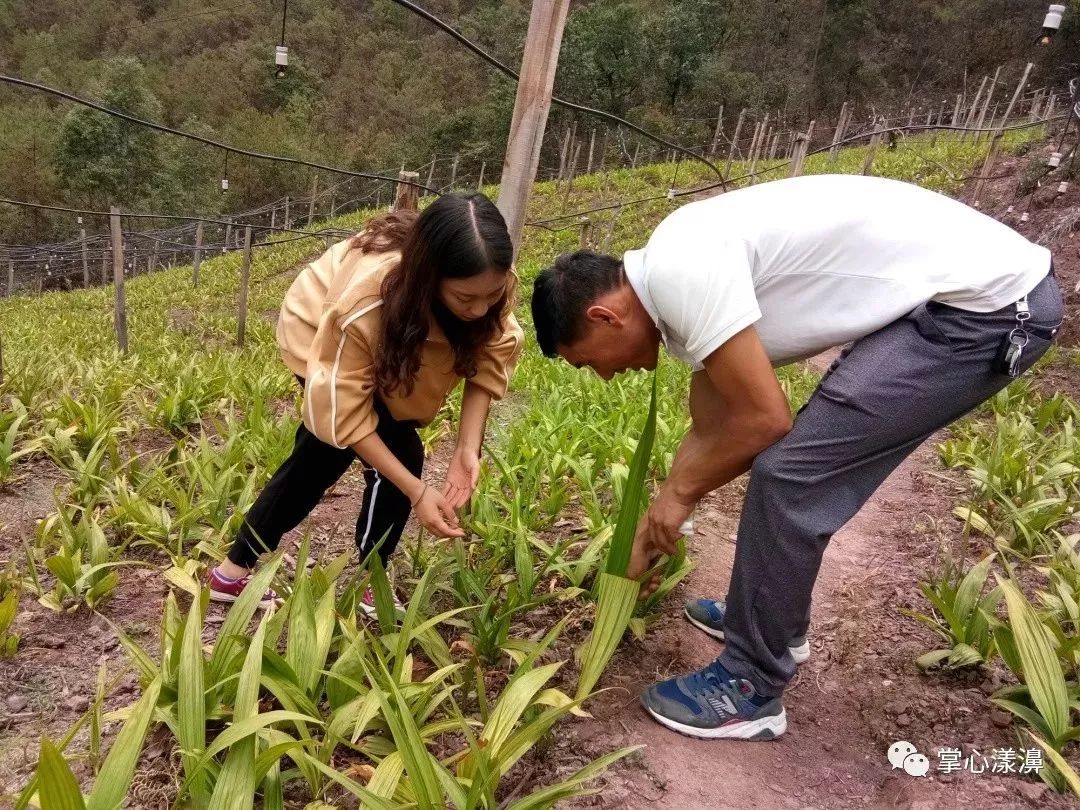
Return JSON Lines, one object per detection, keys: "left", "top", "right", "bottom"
{"left": 684, "top": 597, "right": 811, "bottom": 665}
{"left": 641, "top": 659, "right": 786, "bottom": 740}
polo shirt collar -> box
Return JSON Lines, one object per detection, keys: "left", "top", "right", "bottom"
{"left": 623, "top": 248, "right": 664, "bottom": 337}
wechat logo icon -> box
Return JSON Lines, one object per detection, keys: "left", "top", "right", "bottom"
{"left": 888, "top": 741, "right": 930, "bottom": 777}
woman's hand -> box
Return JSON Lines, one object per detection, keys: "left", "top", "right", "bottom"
{"left": 443, "top": 447, "right": 481, "bottom": 510}
{"left": 412, "top": 484, "right": 465, "bottom": 538}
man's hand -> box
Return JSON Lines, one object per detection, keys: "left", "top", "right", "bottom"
{"left": 626, "top": 487, "right": 696, "bottom": 598}
{"left": 639, "top": 487, "right": 696, "bottom": 556}
{"left": 443, "top": 446, "right": 481, "bottom": 510}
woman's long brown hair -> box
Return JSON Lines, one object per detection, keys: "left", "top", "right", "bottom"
{"left": 350, "top": 194, "right": 515, "bottom": 398}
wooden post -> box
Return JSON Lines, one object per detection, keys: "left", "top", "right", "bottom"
{"left": 236, "top": 225, "right": 252, "bottom": 347}
{"left": 863, "top": 120, "right": 884, "bottom": 175}
{"left": 225, "top": 219, "right": 233, "bottom": 249}
{"left": 748, "top": 114, "right": 769, "bottom": 184}
{"left": 149, "top": 239, "right": 160, "bottom": 274}
{"left": 1044, "top": 93, "right": 1057, "bottom": 121}
{"left": 394, "top": 170, "right": 421, "bottom": 211}
{"left": 495, "top": 0, "right": 571, "bottom": 250}
{"left": 557, "top": 127, "right": 571, "bottom": 180}
{"left": 80, "top": 228, "right": 90, "bottom": 288}
{"left": 109, "top": 207, "right": 128, "bottom": 354}
{"left": 477, "top": 161, "right": 486, "bottom": 191}
{"left": 973, "top": 62, "right": 1034, "bottom": 206}
{"left": 192, "top": 221, "right": 204, "bottom": 286}
{"left": 950, "top": 93, "right": 963, "bottom": 126}
{"left": 724, "top": 109, "right": 746, "bottom": 180}
{"left": 426, "top": 154, "right": 436, "bottom": 191}
{"left": 579, "top": 216, "right": 592, "bottom": 250}
{"left": 586, "top": 129, "right": 596, "bottom": 173}
{"left": 270, "top": 206, "right": 277, "bottom": 230}
{"left": 449, "top": 155, "right": 460, "bottom": 191}
{"left": 307, "top": 175, "right": 319, "bottom": 225}
{"left": 768, "top": 131, "right": 781, "bottom": 161}
{"left": 709, "top": 105, "right": 724, "bottom": 156}
{"left": 974, "top": 66, "right": 1001, "bottom": 142}
{"left": 962, "top": 76, "right": 989, "bottom": 140}
{"left": 1029, "top": 88, "right": 1045, "bottom": 122}
{"left": 828, "top": 102, "right": 849, "bottom": 163}
{"left": 631, "top": 142, "right": 640, "bottom": 168}
{"left": 283, "top": 197, "right": 291, "bottom": 230}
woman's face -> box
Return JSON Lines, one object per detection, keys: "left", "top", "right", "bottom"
{"left": 438, "top": 267, "right": 508, "bottom": 322}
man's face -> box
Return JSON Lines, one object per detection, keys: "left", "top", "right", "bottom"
{"left": 557, "top": 299, "right": 661, "bottom": 381}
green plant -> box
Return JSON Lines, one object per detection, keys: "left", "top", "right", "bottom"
{"left": 904, "top": 553, "right": 1002, "bottom": 670}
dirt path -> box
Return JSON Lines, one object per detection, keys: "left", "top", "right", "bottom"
{"left": 566, "top": 435, "right": 1066, "bottom": 809}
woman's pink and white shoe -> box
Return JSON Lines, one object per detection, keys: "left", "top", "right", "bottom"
{"left": 208, "top": 567, "right": 279, "bottom": 608}
{"left": 359, "top": 585, "right": 404, "bottom": 617}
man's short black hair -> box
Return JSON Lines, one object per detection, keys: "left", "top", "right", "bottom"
{"left": 531, "top": 251, "right": 624, "bottom": 357}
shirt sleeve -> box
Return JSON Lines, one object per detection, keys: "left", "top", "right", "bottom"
{"left": 646, "top": 235, "right": 762, "bottom": 367}
{"left": 302, "top": 301, "right": 381, "bottom": 449}
{"left": 468, "top": 314, "right": 525, "bottom": 400}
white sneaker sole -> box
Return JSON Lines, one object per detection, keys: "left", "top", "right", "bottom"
{"left": 645, "top": 704, "right": 787, "bottom": 740}
{"left": 359, "top": 602, "right": 405, "bottom": 617}
{"left": 209, "top": 590, "right": 277, "bottom": 609}
{"left": 684, "top": 608, "right": 810, "bottom": 665}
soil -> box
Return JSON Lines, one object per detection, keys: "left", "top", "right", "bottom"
{"left": 2, "top": 141, "right": 1080, "bottom": 807}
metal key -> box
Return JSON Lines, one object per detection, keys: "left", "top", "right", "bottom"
{"left": 1005, "top": 331, "right": 1027, "bottom": 378}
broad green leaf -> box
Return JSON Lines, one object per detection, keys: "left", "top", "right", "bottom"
{"left": 37, "top": 739, "right": 86, "bottom": 810}
{"left": 178, "top": 596, "right": 210, "bottom": 807}
{"left": 85, "top": 679, "right": 163, "bottom": 810}
{"left": 997, "top": 576, "right": 1069, "bottom": 741}
{"left": 576, "top": 573, "right": 640, "bottom": 698}
{"left": 208, "top": 611, "right": 270, "bottom": 810}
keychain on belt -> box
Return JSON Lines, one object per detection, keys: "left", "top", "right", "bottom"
{"left": 995, "top": 295, "right": 1030, "bottom": 378}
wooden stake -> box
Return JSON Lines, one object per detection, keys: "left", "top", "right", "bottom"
{"left": 631, "top": 142, "right": 640, "bottom": 168}
{"left": 829, "top": 102, "right": 849, "bottom": 163}
{"left": 725, "top": 109, "right": 746, "bottom": 180}
{"left": 236, "top": 225, "right": 252, "bottom": 347}
{"left": 425, "top": 155, "right": 437, "bottom": 191}
{"left": 80, "top": 228, "right": 90, "bottom": 288}
{"left": 283, "top": 197, "right": 290, "bottom": 230}
{"left": 495, "top": 0, "right": 570, "bottom": 249}
{"left": 150, "top": 239, "right": 160, "bottom": 274}
{"left": 951, "top": 94, "right": 963, "bottom": 126}
{"left": 558, "top": 127, "right": 571, "bottom": 180}
{"left": 109, "top": 207, "right": 128, "bottom": 354}
{"left": 477, "top": 161, "right": 486, "bottom": 191}
{"left": 394, "top": 170, "right": 421, "bottom": 211}
{"left": 974, "top": 66, "right": 1001, "bottom": 142}
{"left": 450, "top": 155, "right": 459, "bottom": 191}
{"left": 863, "top": 121, "right": 883, "bottom": 175}
{"left": 225, "top": 219, "right": 233, "bottom": 250}
{"left": 962, "top": 76, "right": 989, "bottom": 140}
{"left": 579, "top": 216, "right": 592, "bottom": 250}
{"left": 586, "top": 129, "right": 596, "bottom": 173}
{"left": 710, "top": 105, "right": 724, "bottom": 156}
{"left": 307, "top": 175, "right": 319, "bottom": 225}
{"left": 973, "top": 62, "right": 1034, "bottom": 206}
{"left": 192, "top": 221, "right": 204, "bottom": 286}
{"left": 271, "top": 206, "right": 277, "bottom": 230}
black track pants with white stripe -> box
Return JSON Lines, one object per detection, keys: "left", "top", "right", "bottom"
{"left": 227, "top": 382, "right": 423, "bottom": 570}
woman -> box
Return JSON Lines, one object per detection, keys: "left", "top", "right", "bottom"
{"left": 208, "top": 193, "right": 523, "bottom": 612}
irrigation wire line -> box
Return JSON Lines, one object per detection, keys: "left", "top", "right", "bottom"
{"left": 382, "top": 0, "right": 724, "bottom": 187}
{"left": 526, "top": 114, "right": 1068, "bottom": 227}
{"left": 0, "top": 75, "right": 438, "bottom": 195}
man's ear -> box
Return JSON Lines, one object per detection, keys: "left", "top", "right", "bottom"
{"left": 584, "top": 303, "right": 621, "bottom": 327}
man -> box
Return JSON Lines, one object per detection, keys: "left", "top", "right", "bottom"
{"left": 531, "top": 174, "right": 1063, "bottom": 740}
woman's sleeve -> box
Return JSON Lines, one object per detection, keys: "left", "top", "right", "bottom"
{"left": 303, "top": 302, "right": 381, "bottom": 449}
{"left": 469, "top": 314, "right": 525, "bottom": 400}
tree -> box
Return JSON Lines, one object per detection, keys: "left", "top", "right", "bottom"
{"left": 54, "top": 57, "right": 164, "bottom": 208}
{"left": 557, "top": 1, "right": 648, "bottom": 117}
